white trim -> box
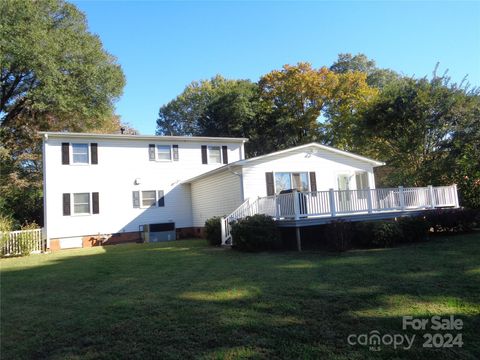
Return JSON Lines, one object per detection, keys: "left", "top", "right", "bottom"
{"left": 71, "top": 143, "right": 90, "bottom": 165}
{"left": 40, "top": 131, "right": 248, "bottom": 143}
{"left": 273, "top": 171, "right": 310, "bottom": 194}
{"left": 156, "top": 144, "right": 173, "bottom": 162}
{"left": 207, "top": 145, "right": 222, "bottom": 164}
{"left": 72, "top": 192, "right": 91, "bottom": 216}
{"left": 237, "top": 143, "right": 385, "bottom": 167}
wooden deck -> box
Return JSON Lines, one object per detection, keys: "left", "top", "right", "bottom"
{"left": 221, "top": 184, "right": 459, "bottom": 245}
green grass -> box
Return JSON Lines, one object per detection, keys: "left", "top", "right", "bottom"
{"left": 1, "top": 234, "right": 479, "bottom": 359}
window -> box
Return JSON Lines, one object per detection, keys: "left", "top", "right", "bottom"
{"left": 274, "top": 172, "right": 309, "bottom": 194}
{"left": 141, "top": 190, "right": 157, "bottom": 207}
{"left": 208, "top": 146, "right": 221, "bottom": 164}
{"left": 355, "top": 172, "right": 369, "bottom": 199}
{"left": 72, "top": 144, "right": 89, "bottom": 164}
{"left": 133, "top": 190, "right": 165, "bottom": 208}
{"left": 157, "top": 145, "right": 172, "bottom": 161}
{"left": 73, "top": 193, "right": 90, "bottom": 214}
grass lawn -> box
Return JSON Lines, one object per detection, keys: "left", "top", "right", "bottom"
{"left": 1, "top": 233, "right": 479, "bottom": 359}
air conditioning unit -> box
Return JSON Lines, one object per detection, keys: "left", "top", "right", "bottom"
{"left": 140, "top": 222, "right": 176, "bottom": 242}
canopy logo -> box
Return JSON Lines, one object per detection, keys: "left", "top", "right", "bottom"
{"left": 347, "top": 330, "right": 415, "bottom": 352}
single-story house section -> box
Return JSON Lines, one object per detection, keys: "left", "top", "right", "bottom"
{"left": 186, "top": 142, "right": 385, "bottom": 228}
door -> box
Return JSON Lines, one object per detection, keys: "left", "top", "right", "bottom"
{"left": 337, "top": 174, "right": 351, "bottom": 212}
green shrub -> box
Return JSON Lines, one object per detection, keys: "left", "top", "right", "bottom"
{"left": 426, "top": 208, "right": 479, "bottom": 233}
{"left": 204, "top": 216, "right": 223, "bottom": 246}
{"left": 17, "top": 222, "right": 40, "bottom": 256}
{"left": 0, "top": 215, "right": 13, "bottom": 257}
{"left": 231, "top": 214, "right": 280, "bottom": 252}
{"left": 323, "top": 220, "right": 354, "bottom": 251}
{"left": 397, "top": 216, "right": 429, "bottom": 243}
{"left": 354, "top": 221, "right": 402, "bottom": 248}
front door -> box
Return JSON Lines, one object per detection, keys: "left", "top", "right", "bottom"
{"left": 337, "top": 174, "right": 351, "bottom": 212}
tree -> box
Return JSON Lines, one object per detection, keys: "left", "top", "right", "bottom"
{"left": 0, "top": 0, "right": 126, "bottom": 226}
{"left": 330, "top": 53, "right": 400, "bottom": 89}
{"left": 0, "top": 0, "right": 125, "bottom": 128}
{"left": 157, "top": 76, "right": 267, "bottom": 155}
{"left": 359, "top": 71, "right": 480, "bottom": 207}
{"left": 258, "top": 63, "right": 337, "bottom": 150}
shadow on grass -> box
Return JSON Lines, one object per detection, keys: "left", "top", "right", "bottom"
{"left": 1, "top": 234, "right": 479, "bottom": 360}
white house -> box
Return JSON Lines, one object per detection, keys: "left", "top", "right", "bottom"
{"left": 41, "top": 132, "right": 458, "bottom": 250}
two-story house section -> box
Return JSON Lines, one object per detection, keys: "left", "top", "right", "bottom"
{"left": 41, "top": 132, "right": 248, "bottom": 250}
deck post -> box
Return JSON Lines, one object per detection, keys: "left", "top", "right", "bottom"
{"left": 220, "top": 217, "right": 226, "bottom": 245}
{"left": 366, "top": 187, "right": 373, "bottom": 214}
{"left": 399, "top": 186, "right": 405, "bottom": 211}
{"left": 329, "top": 188, "right": 336, "bottom": 217}
{"left": 295, "top": 227, "right": 302, "bottom": 252}
{"left": 274, "top": 194, "right": 279, "bottom": 219}
{"left": 453, "top": 184, "right": 460, "bottom": 208}
{"left": 428, "top": 185, "right": 435, "bottom": 209}
{"left": 293, "top": 190, "right": 300, "bottom": 220}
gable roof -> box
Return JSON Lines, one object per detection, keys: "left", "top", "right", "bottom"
{"left": 184, "top": 142, "right": 385, "bottom": 183}
{"left": 236, "top": 142, "right": 385, "bottom": 167}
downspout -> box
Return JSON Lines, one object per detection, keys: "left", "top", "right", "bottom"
{"left": 42, "top": 133, "right": 49, "bottom": 249}
{"left": 227, "top": 164, "right": 245, "bottom": 202}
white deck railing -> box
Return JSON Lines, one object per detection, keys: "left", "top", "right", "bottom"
{"left": 1, "top": 228, "right": 46, "bottom": 256}
{"left": 221, "top": 184, "right": 459, "bottom": 245}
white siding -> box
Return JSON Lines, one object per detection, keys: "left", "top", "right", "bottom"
{"left": 44, "top": 136, "right": 244, "bottom": 240}
{"left": 242, "top": 148, "right": 376, "bottom": 200}
{"left": 191, "top": 170, "right": 243, "bottom": 227}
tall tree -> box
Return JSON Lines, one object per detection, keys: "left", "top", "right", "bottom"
{"left": 0, "top": 0, "right": 126, "bottom": 226}
{"left": 359, "top": 71, "right": 480, "bottom": 206}
{"left": 157, "top": 76, "right": 267, "bottom": 155}
{"left": 330, "top": 53, "right": 400, "bottom": 89}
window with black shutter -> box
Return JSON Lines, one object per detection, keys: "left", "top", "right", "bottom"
{"left": 201, "top": 145, "right": 207, "bottom": 164}
{"left": 148, "top": 144, "right": 155, "bottom": 161}
{"left": 309, "top": 172, "right": 317, "bottom": 192}
{"left": 132, "top": 191, "right": 140, "bottom": 208}
{"left": 172, "top": 145, "right": 179, "bottom": 161}
{"left": 265, "top": 172, "right": 275, "bottom": 196}
{"left": 92, "top": 192, "right": 99, "bottom": 214}
{"left": 63, "top": 193, "right": 71, "bottom": 215}
{"left": 61, "top": 143, "right": 70, "bottom": 165}
{"left": 157, "top": 190, "right": 165, "bottom": 207}
{"left": 90, "top": 143, "right": 98, "bottom": 164}
{"left": 222, "top": 146, "right": 228, "bottom": 164}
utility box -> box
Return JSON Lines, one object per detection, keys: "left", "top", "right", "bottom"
{"left": 140, "top": 222, "right": 176, "bottom": 242}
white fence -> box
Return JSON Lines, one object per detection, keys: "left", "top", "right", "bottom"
{"left": 1, "top": 228, "right": 46, "bottom": 257}
{"left": 221, "top": 184, "right": 459, "bottom": 245}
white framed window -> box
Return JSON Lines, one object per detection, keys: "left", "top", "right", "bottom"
{"left": 156, "top": 145, "right": 172, "bottom": 161}
{"left": 141, "top": 190, "right": 157, "bottom": 207}
{"left": 274, "top": 172, "right": 309, "bottom": 194}
{"left": 208, "top": 146, "right": 221, "bottom": 164}
{"left": 73, "top": 193, "right": 90, "bottom": 214}
{"left": 72, "top": 143, "right": 89, "bottom": 164}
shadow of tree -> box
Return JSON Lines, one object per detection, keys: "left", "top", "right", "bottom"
{"left": 1, "top": 234, "right": 479, "bottom": 359}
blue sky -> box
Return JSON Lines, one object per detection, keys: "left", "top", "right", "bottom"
{"left": 73, "top": 1, "right": 480, "bottom": 135}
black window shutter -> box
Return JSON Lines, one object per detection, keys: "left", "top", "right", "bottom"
{"left": 148, "top": 144, "right": 155, "bottom": 161}
{"left": 201, "top": 145, "right": 207, "bottom": 164}
{"left": 92, "top": 192, "right": 99, "bottom": 214}
{"left": 265, "top": 172, "right": 275, "bottom": 196}
{"left": 309, "top": 172, "right": 317, "bottom": 192}
{"left": 132, "top": 191, "right": 140, "bottom": 208}
{"left": 222, "top": 146, "right": 228, "bottom": 164}
{"left": 61, "top": 143, "right": 69, "bottom": 165}
{"left": 63, "top": 193, "right": 71, "bottom": 216}
{"left": 91, "top": 143, "right": 98, "bottom": 164}
{"left": 172, "top": 145, "right": 179, "bottom": 161}
{"left": 157, "top": 190, "right": 165, "bottom": 207}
